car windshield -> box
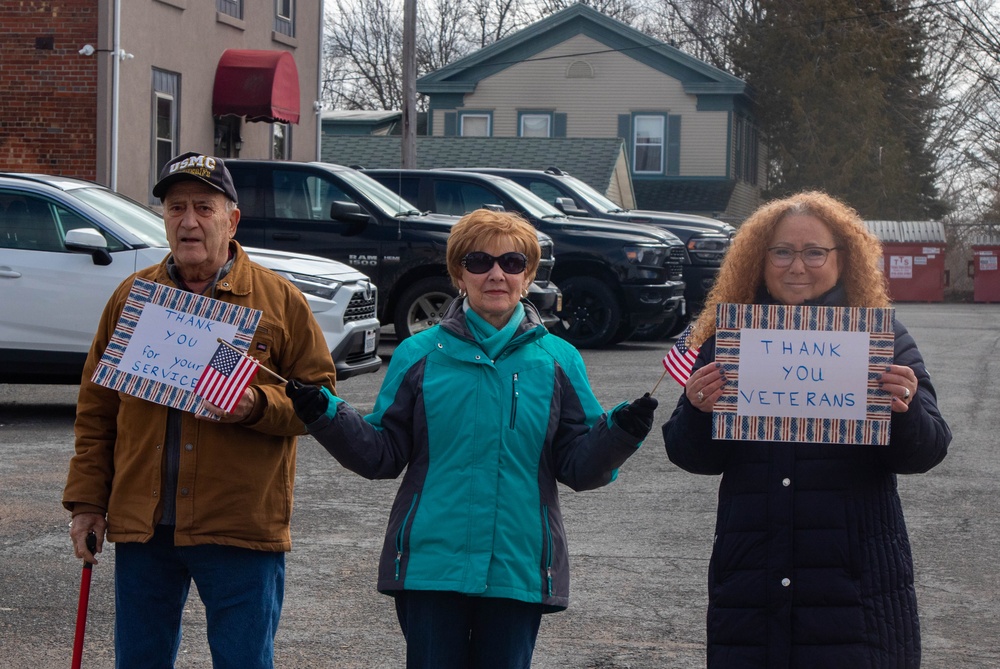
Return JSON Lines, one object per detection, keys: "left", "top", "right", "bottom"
{"left": 491, "top": 179, "right": 565, "bottom": 219}
{"left": 335, "top": 168, "right": 421, "bottom": 217}
{"left": 561, "top": 174, "right": 624, "bottom": 212}
{"left": 71, "top": 186, "right": 169, "bottom": 246}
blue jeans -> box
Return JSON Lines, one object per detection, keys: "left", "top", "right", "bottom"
{"left": 394, "top": 590, "right": 543, "bottom": 669}
{"left": 114, "top": 525, "right": 284, "bottom": 669}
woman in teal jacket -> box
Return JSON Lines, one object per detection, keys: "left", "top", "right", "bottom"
{"left": 286, "top": 209, "right": 657, "bottom": 668}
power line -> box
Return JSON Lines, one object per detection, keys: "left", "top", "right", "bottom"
{"left": 321, "top": 0, "right": 978, "bottom": 92}
{"left": 433, "top": 0, "right": 966, "bottom": 69}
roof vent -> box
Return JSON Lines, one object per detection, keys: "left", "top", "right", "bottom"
{"left": 566, "top": 60, "right": 594, "bottom": 78}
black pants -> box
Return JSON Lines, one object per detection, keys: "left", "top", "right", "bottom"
{"left": 394, "top": 590, "right": 543, "bottom": 669}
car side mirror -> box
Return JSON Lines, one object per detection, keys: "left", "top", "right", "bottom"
{"left": 330, "top": 201, "right": 370, "bottom": 225}
{"left": 64, "top": 228, "right": 113, "bottom": 266}
{"left": 554, "top": 197, "right": 588, "bottom": 217}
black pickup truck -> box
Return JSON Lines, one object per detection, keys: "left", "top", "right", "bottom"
{"left": 364, "top": 168, "right": 687, "bottom": 348}
{"left": 224, "top": 160, "right": 561, "bottom": 339}
{"left": 460, "top": 167, "right": 735, "bottom": 338}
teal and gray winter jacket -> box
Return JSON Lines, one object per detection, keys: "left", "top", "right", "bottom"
{"left": 305, "top": 298, "right": 643, "bottom": 611}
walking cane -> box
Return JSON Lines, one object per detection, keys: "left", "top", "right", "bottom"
{"left": 71, "top": 532, "right": 97, "bottom": 669}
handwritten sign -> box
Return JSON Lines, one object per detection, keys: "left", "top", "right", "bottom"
{"left": 712, "top": 303, "right": 895, "bottom": 445}
{"left": 736, "top": 329, "right": 870, "bottom": 420}
{"left": 116, "top": 303, "right": 240, "bottom": 390}
{"left": 91, "top": 278, "right": 261, "bottom": 414}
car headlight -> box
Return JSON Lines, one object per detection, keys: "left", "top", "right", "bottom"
{"left": 688, "top": 235, "right": 730, "bottom": 264}
{"left": 275, "top": 271, "right": 343, "bottom": 301}
{"left": 623, "top": 244, "right": 668, "bottom": 267}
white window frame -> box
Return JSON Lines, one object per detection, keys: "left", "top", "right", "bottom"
{"left": 217, "top": 0, "right": 243, "bottom": 19}
{"left": 151, "top": 70, "right": 179, "bottom": 202}
{"left": 274, "top": 0, "right": 294, "bottom": 36}
{"left": 519, "top": 113, "right": 552, "bottom": 138}
{"left": 633, "top": 115, "right": 665, "bottom": 174}
{"left": 459, "top": 113, "right": 491, "bottom": 137}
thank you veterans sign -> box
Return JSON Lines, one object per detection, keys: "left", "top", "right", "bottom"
{"left": 91, "top": 278, "right": 261, "bottom": 414}
{"left": 712, "top": 303, "right": 895, "bottom": 445}
{"left": 736, "top": 329, "right": 870, "bottom": 420}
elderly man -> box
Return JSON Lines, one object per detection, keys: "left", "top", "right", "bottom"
{"left": 63, "top": 152, "right": 337, "bottom": 668}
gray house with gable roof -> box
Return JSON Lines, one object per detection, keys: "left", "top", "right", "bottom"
{"left": 321, "top": 4, "right": 764, "bottom": 222}
{"left": 411, "top": 3, "right": 765, "bottom": 222}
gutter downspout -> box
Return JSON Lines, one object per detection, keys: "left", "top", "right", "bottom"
{"left": 111, "top": 0, "right": 121, "bottom": 191}
{"left": 316, "top": 0, "right": 325, "bottom": 161}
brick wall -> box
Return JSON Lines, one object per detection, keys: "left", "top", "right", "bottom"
{"left": 0, "top": 1, "right": 98, "bottom": 179}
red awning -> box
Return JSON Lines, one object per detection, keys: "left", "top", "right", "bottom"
{"left": 213, "top": 49, "right": 300, "bottom": 124}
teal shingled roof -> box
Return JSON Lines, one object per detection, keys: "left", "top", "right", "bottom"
{"left": 322, "top": 136, "right": 626, "bottom": 194}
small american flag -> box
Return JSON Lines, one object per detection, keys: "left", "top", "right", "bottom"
{"left": 194, "top": 342, "right": 259, "bottom": 413}
{"left": 662, "top": 323, "right": 700, "bottom": 387}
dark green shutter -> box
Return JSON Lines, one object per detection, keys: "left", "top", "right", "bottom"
{"left": 667, "top": 114, "right": 681, "bottom": 176}
{"left": 617, "top": 114, "right": 631, "bottom": 142}
{"left": 554, "top": 113, "right": 567, "bottom": 137}
{"left": 443, "top": 112, "right": 457, "bottom": 136}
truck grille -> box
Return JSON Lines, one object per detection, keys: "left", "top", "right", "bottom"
{"left": 536, "top": 257, "right": 554, "bottom": 283}
{"left": 535, "top": 240, "right": 555, "bottom": 282}
{"left": 345, "top": 285, "right": 377, "bottom": 323}
{"left": 665, "top": 247, "right": 686, "bottom": 281}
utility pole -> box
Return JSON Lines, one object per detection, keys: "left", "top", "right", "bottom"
{"left": 401, "top": 0, "right": 417, "bottom": 168}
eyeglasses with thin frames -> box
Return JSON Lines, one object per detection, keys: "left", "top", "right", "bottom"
{"left": 461, "top": 251, "right": 528, "bottom": 275}
{"left": 766, "top": 246, "right": 839, "bottom": 268}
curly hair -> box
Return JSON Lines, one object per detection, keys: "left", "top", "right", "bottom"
{"left": 688, "top": 191, "right": 890, "bottom": 348}
{"left": 446, "top": 209, "right": 541, "bottom": 289}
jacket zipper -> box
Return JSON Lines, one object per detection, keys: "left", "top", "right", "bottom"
{"left": 395, "top": 493, "right": 419, "bottom": 580}
{"left": 510, "top": 372, "right": 519, "bottom": 429}
{"left": 542, "top": 504, "right": 553, "bottom": 597}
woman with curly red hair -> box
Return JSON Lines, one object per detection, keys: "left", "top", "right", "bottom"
{"left": 663, "top": 191, "right": 951, "bottom": 668}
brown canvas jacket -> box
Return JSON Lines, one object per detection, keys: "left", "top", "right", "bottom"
{"left": 63, "top": 242, "right": 337, "bottom": 551}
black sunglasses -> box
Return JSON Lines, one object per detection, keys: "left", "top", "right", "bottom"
{"left": 461, "top": 251, "right": 528, "bottom": 275}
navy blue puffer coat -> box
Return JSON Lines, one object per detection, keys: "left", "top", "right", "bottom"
{"left": 662, "top": 290, "right": 951, "bottom": 668}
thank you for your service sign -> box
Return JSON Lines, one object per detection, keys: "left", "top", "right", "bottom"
{"left": 90, "top": 277, "right": 261, "bottom": 415}
{"left": 712, "top": 303, "right": 895, "bottom": 445}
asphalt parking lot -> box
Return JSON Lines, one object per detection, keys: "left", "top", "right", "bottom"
{"left": 1, "top": 302, "right": 997, "bottom": 668}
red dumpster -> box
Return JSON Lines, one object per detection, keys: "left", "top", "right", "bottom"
{"left": 865, "top": 220, "right": 947, "bottom": 302}
{"left": 970, "top": 234, "right": 1000, "bottom": 303}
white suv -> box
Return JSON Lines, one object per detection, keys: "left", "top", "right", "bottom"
{"left": 0, "top": 173, "right": 381, "bottom": 383}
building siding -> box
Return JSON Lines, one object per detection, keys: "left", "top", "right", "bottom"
{"left": 119, "top": 0, "right": 321, "bottom": 203}
{"left": 680, "top": 112, "right": 728, "bottom": 177}
{"left": 443, "top": 35, "right": 729, "bottom": 178}
{"left": 0, "top": 0, "right": 320, "bottom": 206}
{"left": 420, "top": 5, "right": 763, "bottom": 219}
{"left": 459, "top": 36, "right": 694, "bottom": 137}
{"left": 727, "top": 181, "right": 760, "bottom": 224}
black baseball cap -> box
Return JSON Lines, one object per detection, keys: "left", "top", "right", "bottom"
{"left": 152, "top": 152, "right": 238, "bottom": 203}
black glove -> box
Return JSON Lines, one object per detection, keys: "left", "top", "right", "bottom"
{"left": 614, "top": 393, "right": 658, "bottom": 440}
{"left": 285, "top": 380, "right": 329, "bottom": 424}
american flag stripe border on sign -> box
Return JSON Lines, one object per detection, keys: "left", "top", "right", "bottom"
{"left": 711, "top": 303, "right": 895, "bottom": 446}
{"left": 92, "top": 278, "right": 262, "bottom": 414}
